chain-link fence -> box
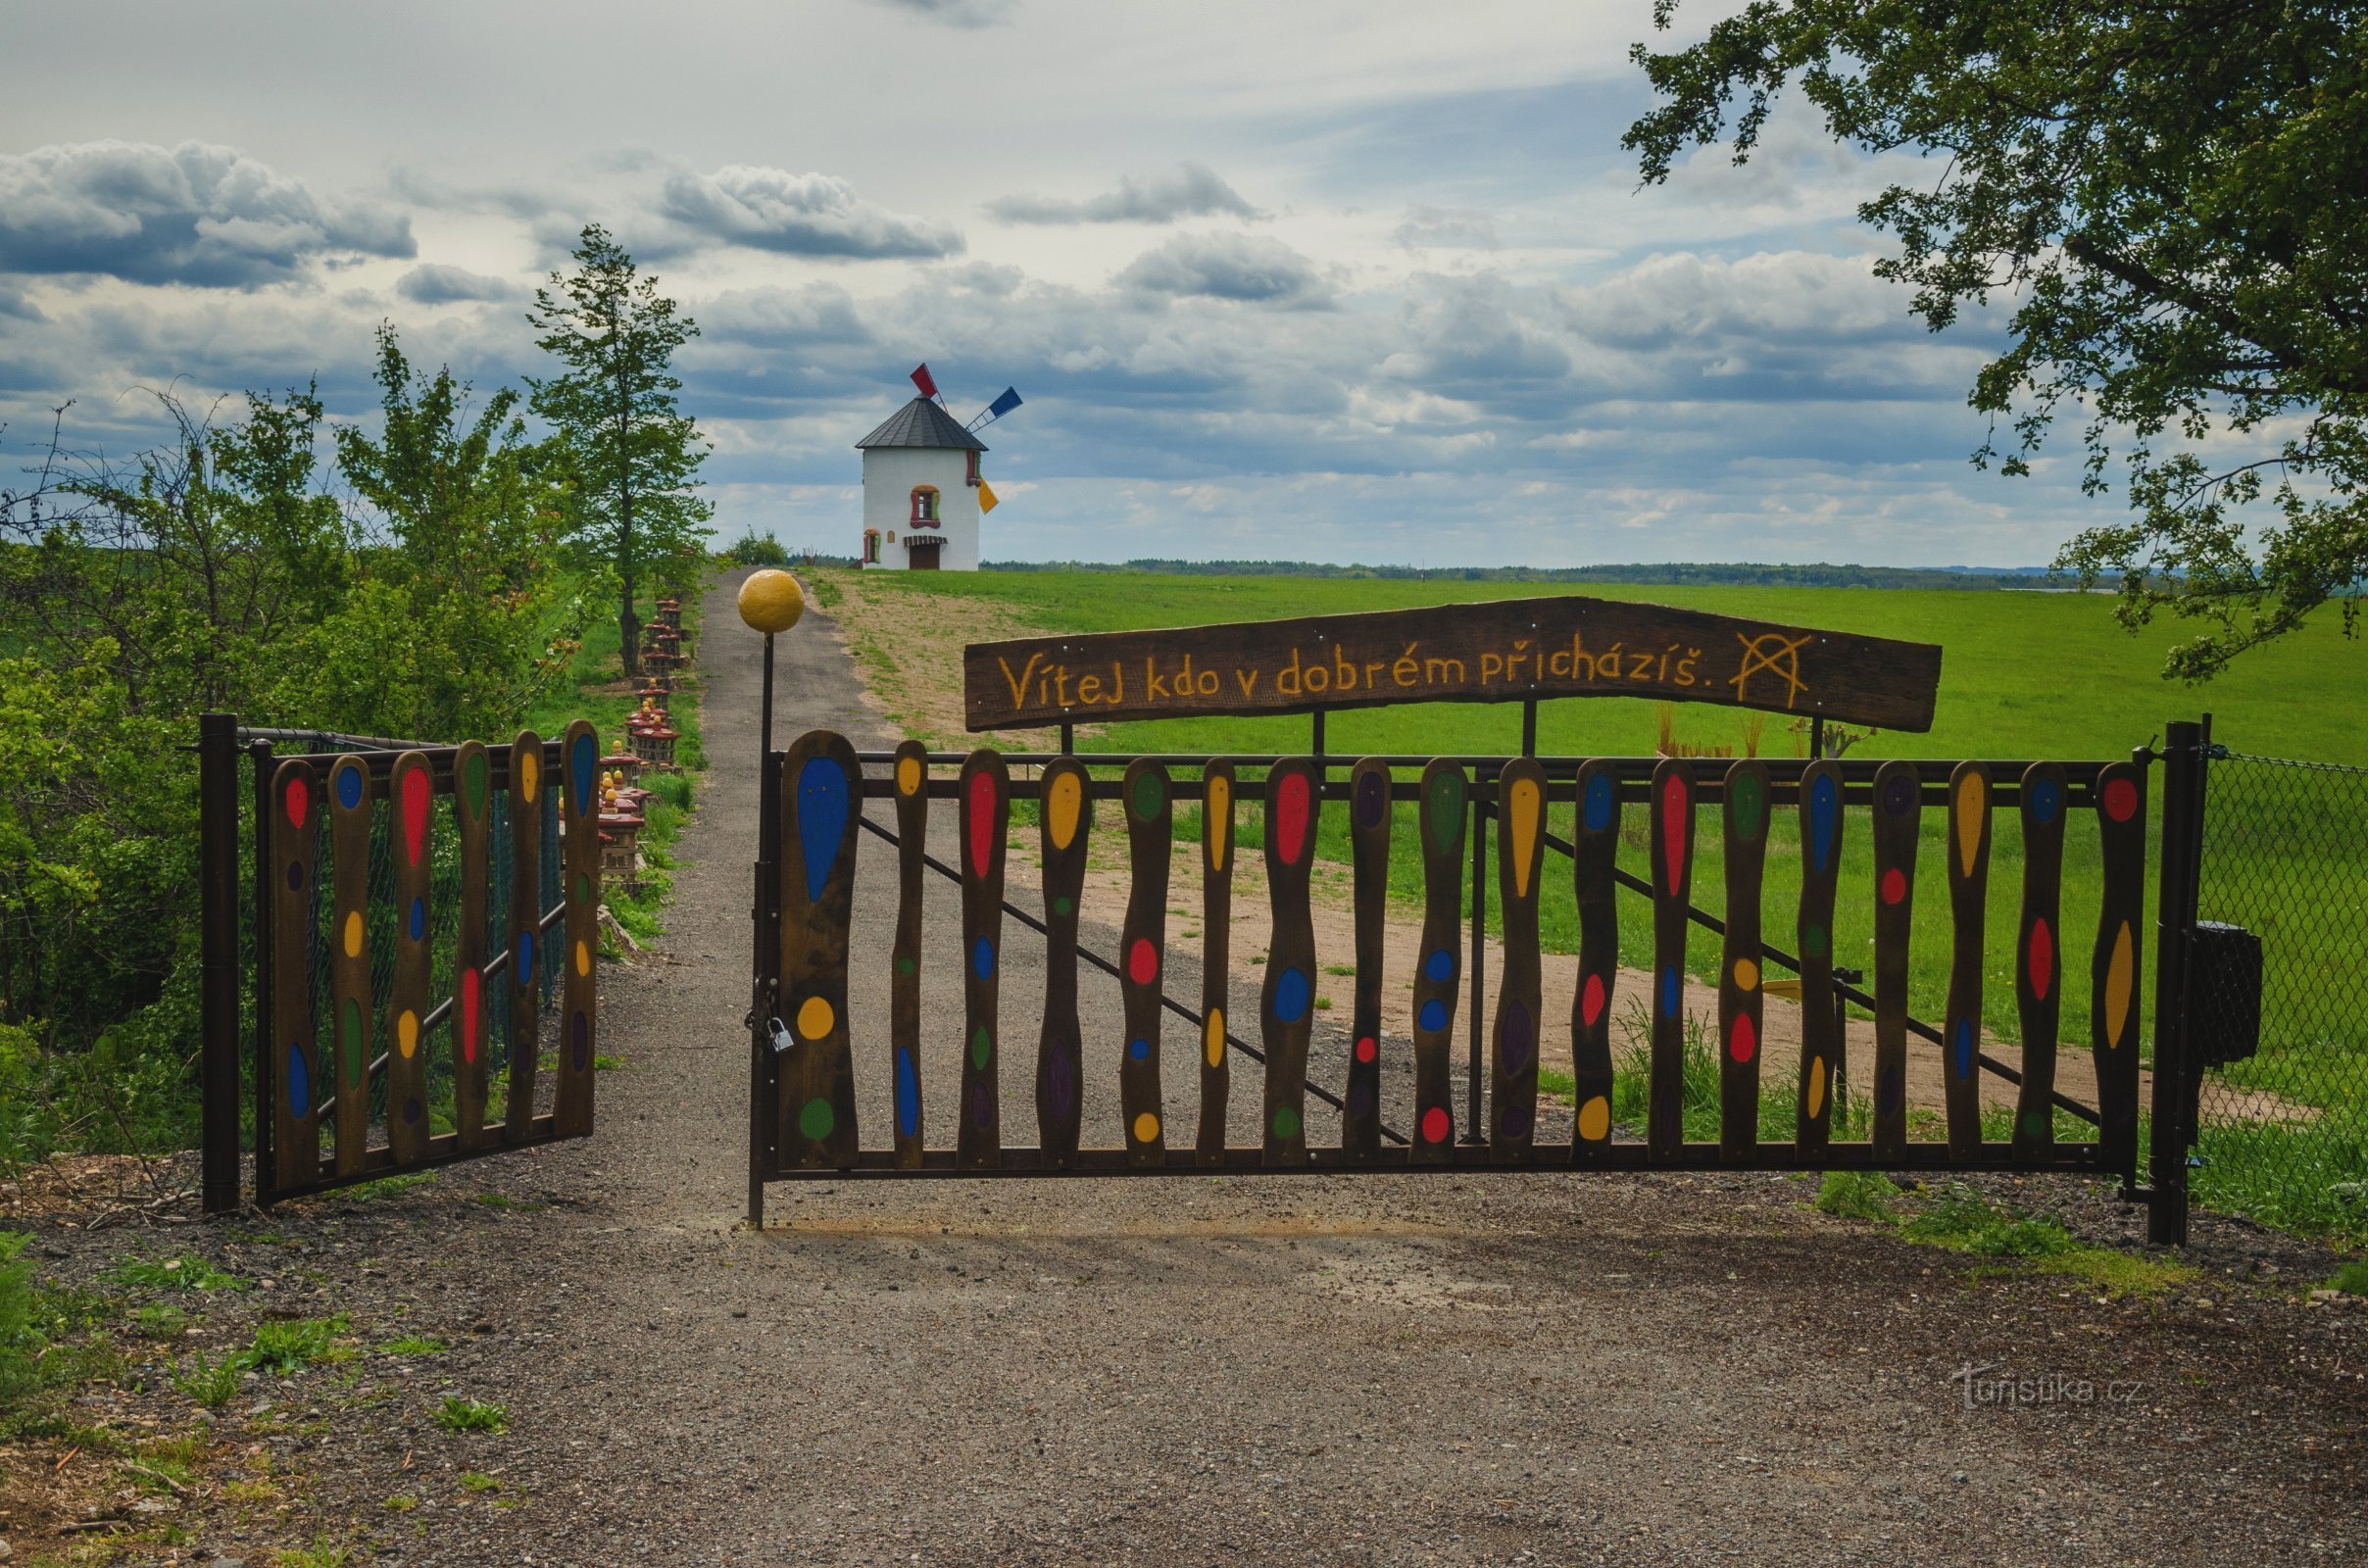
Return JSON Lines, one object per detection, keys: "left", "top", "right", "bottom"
{"left": 2191, "top": 746, "right": 2368, "bottom": 1237}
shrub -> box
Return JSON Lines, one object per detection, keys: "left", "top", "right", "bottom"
{"left": 722, "top": 530, "right": 790, "bottom": 567}
{"left": 1814, "top": 1171, "right": 1901, "bottom": 1223}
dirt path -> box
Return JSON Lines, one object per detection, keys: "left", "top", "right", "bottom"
{"left": 11, "top": 569, "right": 2364, "bottom": 1567}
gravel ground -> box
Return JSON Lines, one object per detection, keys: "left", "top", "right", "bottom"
{"left": 7, "top": 569, "right": 2365, "bottom": 1567}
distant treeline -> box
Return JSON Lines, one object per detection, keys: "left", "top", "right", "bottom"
{"left": 976, "top": 559, "right": 2064, "bottom": 590}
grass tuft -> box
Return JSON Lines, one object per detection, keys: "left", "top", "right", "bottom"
{"left": 1813, "top": 1171, "right": 1901, "bottom": 1223}
{"left": 436, "top": 1396, "right": 510, "bottom": 1434}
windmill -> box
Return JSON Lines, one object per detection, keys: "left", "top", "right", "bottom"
{"left": 853, "top": 366, "right": 1024, "bottom": 570}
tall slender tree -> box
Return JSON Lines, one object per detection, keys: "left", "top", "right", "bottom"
{"left": 527, "top": 224, "right": 710, "bottom": 673}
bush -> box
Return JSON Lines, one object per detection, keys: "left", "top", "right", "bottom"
{"left": 0, "top": 1231, "right": 35, "bottom": 1407}
{"left": 722, "top": 530, "right": 790, "bottom": 567}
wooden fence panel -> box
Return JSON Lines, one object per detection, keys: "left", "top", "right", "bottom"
{"left": 1491, "top": 758, "right": 1547, "bottom": 1162}
{"left": 504, "top": 730, "right": 542, "bottom": 1143}
{"left": 1570, "top": 760, "right": 1620, "bottom": 1162}
{"left": 1794, "top": 760, "right": 1843, "bottom": 1152}
{"left": 958, "top": 751, "right": 1011, "bottom": 1169}
{"left": 451, "top": 742, "right": 492, "bottom": 1149}
{"left": 892, "top": 740, "right": 929, "bottom": 1167}
{"left": 1260, "top": 760, "right": 1320, "bottom": 1163}
{"left": 387, "top": 751, "right": 434, "bottom": 1166}
{"left": 1411, "top": 760, "right": 1466, "bottom": 1161}
{"left": 556, "top": 721, "right": 600, "bottom": 1138}
{"left": 1118, "top": 760, "right": 1171, "bottom": 1165}
{"left": 327, "top": 755, "right": 372, "bottom": 1175}
{"left": 271, "top": 760, "right": 321, "bottom": 1189}
{"left": 2013, "top": 761, "right": 2068, "bottom": 1156}
{"left": 1198, "top": 760, "right": 1237, "bottom": 1163}
{"left": 1648, "top": 759, "right": 1696, "bottom": 1160}
{"left": 779, "top": 730, "right": 863, "bottom": 1168}
{"left": 1870, "top": 759, "right": 1922, "bottom": 1159}
{"left": 1942, "top": 761, "right": 1994, "bottom": 1159}
{"left": 1343, "top": 759, "right": 1392, "bottom": 1161}
{"left": 1035, "top": 755, "right": 1090, "bottom": 1167}
{"left": 2092, "top": 761, "right": 2147, "bottom": 1175}
{"left": 1718, "top": 760, "right": 1769, "bottom": 1158}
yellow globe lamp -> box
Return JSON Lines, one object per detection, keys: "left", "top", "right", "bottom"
{"left": 737, "top": 568, "right": 805, "bottom": 636}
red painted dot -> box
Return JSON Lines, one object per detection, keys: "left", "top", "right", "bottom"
{"left": 284, "top": 774, "right": 310, "bottom": 830}
{"left": 1580, "top": 972, "right": 1606, "bottom": 1028}
{"left": 1659, "top": 774, "right": 1689, "bottom": 891}
{"left": 1880, "top": 866, "right": 1907, "bottom": 905}
{"left": 399, "top": 766, "right": 430, "bottom": 865}
{"left": 1420, "top": 1105, "right": 1451, "bottom": 1144}
{"left": 1275, "top": 770, "right": 1310, "bottom": 865}
{"left": 967, "top": 770, "right": 997, "bottom": 878}
{"left": 1729, "top": 1012, "right": 1756, "bottom": 1064}
{"left": 1127, "top": 937, "right": 1159, "bottom": 986}
{"left": 1355, "top": 1036, "right": 1377, "bottom": 1063}
{"left": 2029, "top": 917, "right": 2054, "bottom": 1000}
{"left": 2102, "top": 776, "right": 2138, "bottom": 822}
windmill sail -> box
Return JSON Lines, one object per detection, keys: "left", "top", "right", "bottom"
{"left": 965, "top": 387, "right": 1022, "bottom": 432}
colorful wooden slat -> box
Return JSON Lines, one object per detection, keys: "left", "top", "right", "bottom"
{"left": 504, "top": 730, "right": 543, "bottom": 1143}
{"left": 1197, "top": 760, "right": 1236, "bottom": 1164}
{"left": 1259, "top": 759, "right": 1320, "bottom": 1164}
{"left": 2091, "top": 760, "right": 2147, "bottom": 1176}
{"left": 1648, "top": 758, "right": 1696, "bottom": 1161}
{"left": 1869, "top": 759, "right": 1922, "bottom": 1160}
{"left": 1942, "top": 760, "right": 1993, "bottom": 1159}
{"left": 1794, "top": 759, "right": 1844, "bottom": 1152}
{"left": 958, "top": 750, "right": 1011, "bottom": 1169}
{"left": 2012, "top": 761, "right": 2068, "bottom": 1156}
{"left": 1717, "top": 760, "right": 1770, "bottom": 1159}
{"left": 270, "top": 759, "right": 321, "bottom": 1190}
{"left": 326, "top": 754, "right": 373, "bottom": 1175}
{"left": 556, "top": 720, "right": 600, "bottom": 1138}
{"left": 1409, "top": 760, "right": 1466, "bottom": 1162}
{"left": 451, "top": 741, "right": 493, "bottom": 1150}
{"left": 1490, "top": 758, "right": 1548, "bottom": 1163}
{"left": 1035, "top": 756, "right": 1090, "bottom": 1166}
{"left": 386, "top": 750, "right": 434, "bottom": 1166}
{"left": 778, "top": 730, "right": 863, "bottom": 1168}
{"left": 1342, "top": 758, "right": 1392, "bottom": 1161}
{"left": 891, "top": 740, "right": 929, "bottom": 1167}
{"left": 1118, "top": 760, "right": 1171, "bottom": 1165}
{"left": 1569, "top": 760, "right": 1621, "bottom": 1162}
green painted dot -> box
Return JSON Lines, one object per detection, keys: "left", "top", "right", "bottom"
{"left": 463, "top": 752, "right": 489, "bottom": 818}
{"left": 576, "top": 872, "right": 591, "bottom": 906}
{"left": 799, "top": 1098, "right": 835, "bottom": 1141}
{"left": 341, "top": 998, "right": 365, "bottom": 1086}
{"left": 895, "top": 956, "right": 916, "bottom": 976}
{"left": 1271, "top": 1104, "right": 1302, "bottom": 1140}
{"left": 1425, "top": 769, "right": 1466, "bottom": 848}
{"left": 1130, "top": 768, "right": 1164, "bottom": 822}
{"left": 969, "top": 1025, "right": 992, "bottom": 1070}
{"left": 1053, "top": 895, "right": 1073, "bottom": 916}
{"left": 1729, "top": 772, "right": 1764, "bottom": 841}
{"left": 1801, "top": 922, "right": 1827, "bottom": 959}
{"left": 2020, "top": 1110, "right": 2049, "bottom": 1139}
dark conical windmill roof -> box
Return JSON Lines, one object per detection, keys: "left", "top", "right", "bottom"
{"left": 855, "top": 396, "right": 987, "bottom": 452}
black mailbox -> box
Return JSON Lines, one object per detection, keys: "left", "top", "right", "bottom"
{"left": 2190, "top": 921, "right": 2262, "bottom": 1069}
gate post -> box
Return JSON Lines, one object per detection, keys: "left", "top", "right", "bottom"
{"left": 749, "top": 636, "right": 781, "bottom": 1229}
{"left": 198, "top": 713, "right": 242, "bottom": 1215}
{"left": 2146, "top": 716, "right": 2210, "bottom": 1246}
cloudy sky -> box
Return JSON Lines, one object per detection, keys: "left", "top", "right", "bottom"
{"left": 1, "top": 0, "right": 2089, "bottom": 566}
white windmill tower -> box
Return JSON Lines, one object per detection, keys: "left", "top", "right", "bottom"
{"left": 856, "top": 365, "right": 1023, "bottom": 571}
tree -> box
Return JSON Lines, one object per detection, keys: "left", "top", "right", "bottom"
{"left": 1625, "top": 1, "right": 2368, "bottom": 679}
{"left": 527, "top": 224, "right": 711, "bottom": 674}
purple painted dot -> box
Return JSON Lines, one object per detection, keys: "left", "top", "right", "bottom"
{"left": 968, "top": 1079, "right": 994, "bottom": 1127}
{"left": 1501, "top": 1001, "right": 1533, "bottom": 1071}
{"left": 1501, "top": 1102, "right": 1533, "bottom": 1140}
{"left": 1346, "top": 1079, "right": 1373, "bottom": 1116}
{"left": 1877, "top": 1065, "right": 1904, "bottom": 1114}
{"left": 285, "top": 860, "right": 303, "bottom": 890}
{"left": 402, "top": 1097, "right": 422, "bottom": 1125}
{"left": 1884, "top": 772, "right": 1918, "bottom": 817}
{"left": 1048, "top": 1044, "right": 1075, "bottom": 1121}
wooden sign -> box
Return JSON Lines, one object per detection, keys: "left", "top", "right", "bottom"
{"left": 964, "top": 595, "right": 1942, "bottom": 733}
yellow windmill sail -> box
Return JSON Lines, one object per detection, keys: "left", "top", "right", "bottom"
{"left": 976, "top": 477, "right": 1000, "bottom": 513}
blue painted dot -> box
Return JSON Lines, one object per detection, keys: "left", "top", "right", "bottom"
{"left": 1583, "top": 773, "right": 1614, "bottom": 833}
{"left": 1659, "top": 967, "right": 1680, "bottom": 1014}
{"left": 1809, "top": 774, "right": 1839, "bottom": 872}
{"left": 1128, "top": 1037, "right": 1150, "bottom": 1062}
{"left": 335, "top": 764, "right": 364, "bottom": 810}
{"left": 1273, "top": 966, "right": 1310, "bottom": 1023}
{"left": 1952, "top": 1018, "right": 1976, "bottom": 1079}
{"left": 1423, "top": 949, "right": 1455, "bottom": 983}
{"left": 1418, "top": 999, "right": 1449, "bottom": 1032}
{"left": 516, "top": 929, "right": 535, "bottom": 985}
{"left": 570, "top": 732, "right": 597, "bottom": 813}
{"left": 2030, "top": 776, "right": 2061, "bottom": 825}
{"left": 409, "top": 897, "right": 425, "bottom": 942}
{"left": 285, "top": 1044, "right": 310, "bottom": 1120}
{"left": 894, "top": 1049, "right": 919, "bottom": 1138}
{"left": 971, "top": 936, "right": 995, "bottom": 981}
{"left": 795, "top": 757, "right": 851, "bottom": 903}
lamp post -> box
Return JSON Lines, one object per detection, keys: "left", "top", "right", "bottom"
{"left": 737, "top": 568, "right": 805, "bottom": 1229}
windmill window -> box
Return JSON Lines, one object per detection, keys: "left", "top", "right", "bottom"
{"left": 863, "top": 528, "right": 881, "bottom": 564}
{"left": 911, "top": 485, "right": 940, "bottom": 524}
{"left": 965, "top": 451, "right": 980, "bottom": 484}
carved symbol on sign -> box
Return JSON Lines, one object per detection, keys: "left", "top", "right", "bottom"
{"left": 1731, "top": 632, "right": 1813, "bottom": 709}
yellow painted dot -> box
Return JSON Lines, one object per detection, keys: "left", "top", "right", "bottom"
{"left": 797, "top": 996, "right": 835, "bottom": 1040}
{"left": 1206, "top": 775, "right": 1231, "bottom": 870}
{"left": 1132, "top": 1111, "right": 1160, "bottom": 1145}
{"left": 397, "top": 1009, "right": 419, "bottom": 1059}
{"left": 1205, "top": 1008, "right": 1225, "bottom": 1069}
{"left": 1576, "top": 1096, "right": 1610, "bottom": 1143}
{"left": 343, "top": 910, "right": 363, "bottom": 958}
{"left": 575, "top": 939, "right": 591, "bottom": 977}
{"left": 896, "top": 755, "right": 921, "bottom": 797}
{"left": 1733, "top": 956, "right": 1759, "bottom": 992}
{"left": 518, "top": 752, "right": 539, "bottom": 799}
{"left": 1806, "top": 1056, "right": 1827, "bottom": 1119}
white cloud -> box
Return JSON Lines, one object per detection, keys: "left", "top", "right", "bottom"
{"left": 396, "top": 264, "right": 512, "bottom": 305}
{"left": 988, "top": 164, "right": 1259, "bottom": 225}
{"left": 1117, "top": 234, "right": 1330, "bottom": 306}
{"left": 657, "top": 166, "right": 963, "bottom": 260}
